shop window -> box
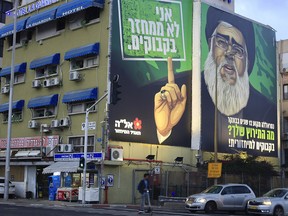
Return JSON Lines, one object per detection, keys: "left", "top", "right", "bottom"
{"left": 31, "top": 107, "right": 55, "bottom": 119}
{"left": 35, "top": 65, "right": 58, "bottom": 78}
{"left": 68, "top": 135, "right": 95, "bottom": 153}
{"left": 2, "top": 110, "right": 22, "bottom": 123}
{"left": 70, "top": 56, "right": 99, "bottom": 71}
{"left": 67, "top": 101, "right": 96, "bottom": 114}
{"left": 4, "top": 73, "right": 25, "bottom": 85}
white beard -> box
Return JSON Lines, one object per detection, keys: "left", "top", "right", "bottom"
{"left": 203, "top": 50, "right": 250, "bottom": 116}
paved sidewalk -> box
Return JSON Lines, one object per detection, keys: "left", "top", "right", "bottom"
{"left": 0, "top": 197, "right": 186, "bottom": 212}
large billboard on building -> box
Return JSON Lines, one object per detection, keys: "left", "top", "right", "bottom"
{"left": 109, "top": 0, "right": 193, "bottom": 147}
{"left": 198, "top": 3, "right": 277, "bottom": 157}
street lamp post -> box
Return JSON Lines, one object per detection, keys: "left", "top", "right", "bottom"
{"left": 82, "top": 92, "right": 108, "bottom": 204}
{"left": 4, "top": 0, "right": 18, "bottom": 200}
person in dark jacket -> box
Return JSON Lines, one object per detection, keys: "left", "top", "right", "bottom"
{"left": 137, "top": 173, "right": 150, "bottom": 212}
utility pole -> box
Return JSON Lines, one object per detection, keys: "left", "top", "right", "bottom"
{"left": 4, "top": 0, "right": 18, "bottom": 200}
{"left": 82, "top": 92, "right": 108, "bottom": 204}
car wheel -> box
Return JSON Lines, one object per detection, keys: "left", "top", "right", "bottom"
{"left": 274, "top": 206, "right": 284, "bottom": 216}
{"left": 204, "top": 201, "right": 217, "bottom": 213}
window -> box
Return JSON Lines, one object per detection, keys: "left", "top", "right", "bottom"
{"left": 31, "top": 107, "right": 55, "bottom": 119}
{"left": 68, "top": 8, "right": 100, "bottom": 30}
{"left": 68, "top": 135, "right": 95, "bottom": 153}
{"left": 7, "top": 30, "right": 32, "bottom": 47}
{"left": 70, "top": 56, "right": 99, "bottom": 71}
{"left": 35, "top": 65, "right": 58, "bottom": 78}
{"left": 68, "top": 101, "right": 96, "bottom": 114}
{"left": 284, "top": 84, "right": 288, "bottom": 100}
{"left": 4, "top": 73, "right": 25, "bottom": 85}
{"left": 19, "top": 0, "right": 34, "bottom": 6}
{"left": 2, "top": 110, "right": 22, "bottom": 123}
{"left": 36, "top": 20, "right": 64, "bottom": 41}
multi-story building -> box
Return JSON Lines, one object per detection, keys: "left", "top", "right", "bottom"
{"left": 0, "top": 0, "right": 280, "bottom": 204}
{"left": 278, "top": 39, "right": 288, "bottom": 172}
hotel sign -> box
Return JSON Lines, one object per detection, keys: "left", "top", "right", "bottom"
{"left": 8, "top": 0, "right": 60, "bottom": 17}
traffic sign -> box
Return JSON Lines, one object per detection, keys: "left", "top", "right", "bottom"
{"left": 207, "top": 162, "right": 222, "bottom": 178}
{"left": 81, "top": 121, "right": 96, "bottom": 130}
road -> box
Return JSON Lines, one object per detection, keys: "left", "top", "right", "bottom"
{"left": 0, "top": 203, "right": 250, "bottom": 216}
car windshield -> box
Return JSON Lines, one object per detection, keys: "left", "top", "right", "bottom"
{"left": 263, "top": 189, "right": 288, "bottom": 198}
{"left": 202, "top": 185, "right": 223, "bottom": 194}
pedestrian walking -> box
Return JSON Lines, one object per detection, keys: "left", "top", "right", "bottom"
{"left": 137, "top": 173, "right": 152, "bottom": 214}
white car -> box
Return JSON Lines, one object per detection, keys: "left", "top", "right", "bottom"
{"left": 247, "top": 188, "right": 288, "bottom": 216}
{"left": 0, "top": 177, "right": 16, "bottom": 197}
{"left": 185, "top": 183, "right": 256, "bottom": 213}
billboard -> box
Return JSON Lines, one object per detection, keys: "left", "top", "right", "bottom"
{"left": 199, "top": 3, "right": 277, "bottom": 157}
{"left": 109, "top": 0, "right": 193, "bottom": 147}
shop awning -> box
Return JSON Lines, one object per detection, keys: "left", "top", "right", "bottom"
{"left": 26, "top": 7, "right": 58, "bottom": 29}
{"left": 42, "top": 161, "right": 80, "bottom": 174}
{"left": 15, "top": 151, "right": 30, "bottom": 157}
{"left": 62, "top": 88, "right": 97, "bottom": 103}
{"left": 64, "top": 43, "right": 99, "bottom": 60}
{"left": 28, "top": 150, "right": 41, "bottom": 157}
{"left": 28, "top": 94, "right": 58, "bottom": 108}
{"left": 0, "top": 17, "right": 29, "bottom": 38}
{"left": 0, "top": 100, "right": 25, "bottom": 113}
{"left": 30, "top": 53, "right": 60, "bottom": 69}
{"left": 56, "top": 0, "right": 104, "bottom": 19}
{"left": 0, "top": 62, "right": 27, "bottom": 77}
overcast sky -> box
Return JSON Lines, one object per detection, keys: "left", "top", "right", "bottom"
{"left": 235, "top": 0, "right": 288, "bottom": 41}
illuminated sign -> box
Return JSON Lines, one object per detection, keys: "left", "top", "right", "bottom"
{"left": 7, "top": 0, "right": 59, "bottom": 17}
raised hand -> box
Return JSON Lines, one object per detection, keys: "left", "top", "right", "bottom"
{"left": 154, "top": 57, "right": 187, "bottom": 141}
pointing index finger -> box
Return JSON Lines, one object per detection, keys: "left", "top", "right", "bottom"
{"left": 167, "top": 57, "right": 175, "bottom": 84}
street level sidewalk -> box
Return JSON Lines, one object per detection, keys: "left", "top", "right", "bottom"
{"left": 0, "top": 197, "right": 186, "bottom": 212}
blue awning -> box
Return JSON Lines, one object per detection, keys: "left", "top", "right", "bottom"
{"left": 56, "top": 0, "right": 104, "bottom": 19}
{"left": 30, "top": 53, "right": 60, "bottom": 69}
{"left": 0, "top": 62, "right": 27, "bottom": 77}
{"left": 62, "top": 88, "right": 97, "bottom": 103}
{"left": 28, "top": 94, "right": 58, "bottom": 108}
{"left": 64, "top": 43, "right": 99, "bottom": 60}
{"left": 0, "top": 100, "right": 25, "bottom": 113}
{"left": 0, "top": 17, "right": 29, "bottom": 38}
{"left": 26, "top": 7, "right": 58, "bottom": 29}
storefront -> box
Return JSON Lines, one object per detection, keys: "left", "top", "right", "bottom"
{"left": 43, "top": 160, "right": 100, "bottom": 202}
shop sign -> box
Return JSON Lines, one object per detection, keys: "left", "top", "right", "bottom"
{"left": 0, "top": 135, "right": 59, "bottom": 149}
{"left": 54, "top": 152, "right": 103, "bottom": 161}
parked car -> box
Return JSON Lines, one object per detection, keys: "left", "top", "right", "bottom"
{"left": 247, "top": 188, "right": 288, "bottom": 216}
{"left": 185, "top": 183, "right": 256, "bottom": 213}
{"left": 0, "top": 177, "right": 16, "bottom": 198}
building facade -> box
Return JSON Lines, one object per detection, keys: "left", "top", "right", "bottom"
{"left": 0, "top": 0, "right": 281, "bottom": 204}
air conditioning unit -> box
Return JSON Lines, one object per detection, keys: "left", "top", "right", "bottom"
{"left": 59, "top": 117, "right": 70, "bottom": 127}
{"left": 69, "top": 71, "right": 81, "bottom": 81}
{"left": 58, "top": 144, "right": 73, "bottom": 153}
{"left": 1, "top": 86, "right": 9, "bottom": 94}
{"left": 28, "top": 120, "right": 39, "bottom": 129}
{"left": 110, "top": 148, "right": 123, "bottom": 161}
{"left": 51, "top": 119, "right": 59, "bottom": 128}
{"left": 32, "top": 80, "right": 41, "bottom": 88}
{"left": 45, "top": 146, "right": 55, "bottom": 157}
{"left": 50, "top": 77, "right": 60, "bottom": 86}
{"left": 43, "top": 79, "right": 50, "bottom": 87}
{"left": 40, "top": 124, "right": 50, "bottom": 133}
